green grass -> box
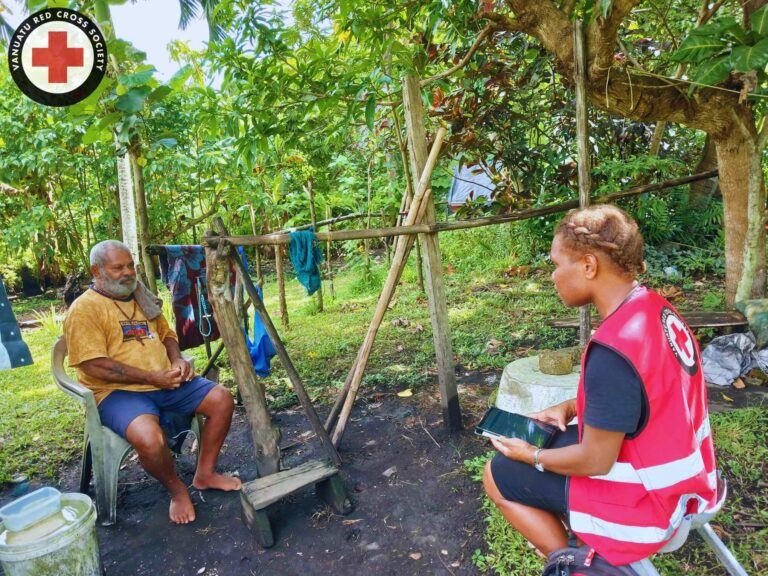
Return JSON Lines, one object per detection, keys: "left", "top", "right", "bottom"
{"left": 465, "top": 408, "right": 768, "bottom": 575}
{"left": 0, "top": 328, "right": 81, "bottom": 483}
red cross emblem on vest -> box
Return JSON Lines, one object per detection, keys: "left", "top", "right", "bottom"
{"left": 661, "top": 306, "right": 698, "bottom": 374}
{"left": 671, "top": 322, "right": 692, "bottom": 359}
{"left": 31, "top": 31, "right": 84, "bottom": 84}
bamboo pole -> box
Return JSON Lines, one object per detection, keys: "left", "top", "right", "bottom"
{"left": 215, "top": 219, "right": 342, "bottom": 467}
{"left": 574, "top": 20, "right": 592, "bottom": 347}
{"left": 329, "top": 126, "right": 447, "bottom": 447}
{"left": 201, "top": 171, "right": 718, "bottom": 249}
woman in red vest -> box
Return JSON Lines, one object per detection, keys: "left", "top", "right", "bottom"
{"left": 483, "top": 204, "right": 717, "bottom": 566}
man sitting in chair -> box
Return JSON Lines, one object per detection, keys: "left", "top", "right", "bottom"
{"left": 64, "top": 240, "right": 241, "bottom": 524}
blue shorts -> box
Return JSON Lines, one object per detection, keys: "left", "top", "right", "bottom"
{"left": 97, "top": 376, "right": 217, "bottom": 438}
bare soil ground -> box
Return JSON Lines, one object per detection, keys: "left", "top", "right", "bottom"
{"left": 1, "top": 373, "right": 497, "bottom": 576}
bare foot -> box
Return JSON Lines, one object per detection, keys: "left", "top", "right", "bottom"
{"left": 192, "top": 472, "right": 242, "bottom": 491}
{"left": 169, "top": 485, "right": 195, "bottom": 524}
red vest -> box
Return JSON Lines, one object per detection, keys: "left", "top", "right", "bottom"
{"left": 568, "top": 287, "right": 717, "bottom": 565}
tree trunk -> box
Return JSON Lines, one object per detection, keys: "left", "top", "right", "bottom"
{"left": 115, "top": 140, "right": 139, "bottom": 263}
{"left": 713, "top": 126, "right": 766, "bottom": 304}
{"left": 130, "top": 147, "right": 156, "bottom": 294}
{"left": 305, "top": 178, "right": 323, "bottom": 312}
{"left": 689, "top": 135, "right": 719, "bottom": 209}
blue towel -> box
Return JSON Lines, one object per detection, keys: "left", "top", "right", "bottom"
{"left": 244, "top": 286, "right": 276, "bottom": 377}
{"left": 0, "top": 277, "right": 33, "bottom": 371}
{"left": 289, "top": 229, "right": 324, "bottom": 295}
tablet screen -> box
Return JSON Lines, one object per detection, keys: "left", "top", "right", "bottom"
{"left": 475, "top": 407, "right": 558, "bottom": 448}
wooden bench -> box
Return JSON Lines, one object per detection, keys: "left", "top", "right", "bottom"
{"left": 240, "top": 459, "right": 353, "bottom": 547}
{"left": 549, "top": 310, "right": 748, "bottom": 332}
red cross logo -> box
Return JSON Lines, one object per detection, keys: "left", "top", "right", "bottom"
{"left": 672, "top": 322, "right": 692, "bottom": 359}
{"left": 31, "top": 31, "right": 84, "bottom": 84}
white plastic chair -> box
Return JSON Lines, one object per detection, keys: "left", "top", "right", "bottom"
{"left": 630, "top": 473, "right": 749, "bottom": 576}
{"left": 51, "top": 335, "right": 202, "bottom": 525}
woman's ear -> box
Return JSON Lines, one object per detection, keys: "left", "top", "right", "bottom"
{"left": 582, "top": 252, "right": 599, "bottom": 280}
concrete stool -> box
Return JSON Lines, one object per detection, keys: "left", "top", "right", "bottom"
{"left": 496, "top": 355, "right": 580, "bottom": 415}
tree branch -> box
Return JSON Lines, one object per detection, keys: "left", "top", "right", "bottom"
{"left": 588, "top": 0, "right": 644, "bottom": 75}
{"left": 0, "top": 182, "right": 20, "bottom": 196}
{"left": 421, "top": 23, "right": 497, "bottom": 87}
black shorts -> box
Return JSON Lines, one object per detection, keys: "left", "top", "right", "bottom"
{"left": 489, "top": 425, "right": 579, "bottom": 515}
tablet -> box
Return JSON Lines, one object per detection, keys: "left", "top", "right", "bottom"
{"left": 475, "top": 407, "right": 559, "bottom": 448}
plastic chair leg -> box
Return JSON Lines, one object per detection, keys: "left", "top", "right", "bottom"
{"left": 697, "top": 523, "right": 749, "bottom": 576}
{"left": 630, "top": 558, "right": 662, "bottom": 576}
{"left": 79, "top": 434, "right": 92, "bottom": 494}
{"left": 94, "top": 431, "right": 132, "bottom": 526}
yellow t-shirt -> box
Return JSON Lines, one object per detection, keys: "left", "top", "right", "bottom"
{"left": 63, "top": 289, "right": 179, "bottom": 404}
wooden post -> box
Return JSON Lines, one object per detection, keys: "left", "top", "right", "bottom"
{"left": 329, "top": 127, "right": 447, "bottom": 445}
{"left": 248, "top": 204, "right": 263, "bottom": 287}
{"left": 203, "top": 231, "right": 280, "bottom": 476}
{"left": 402, "top": 75, "right": 461, "bottom": 431}
{"left": 305, "top": 179, "right": 323, "bottom": 312}
{"left": 325, "top": 205, "right": 335, "bottom": 299}
{"left": 275, "top": 242, "right": 289, "bottom": 330}
{"left": 574, "top": 21, "right": 592, "bottom": 347}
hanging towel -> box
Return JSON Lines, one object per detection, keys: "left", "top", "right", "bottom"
{"left": 0, "top": 277, "right": 33, "bottom": 371}
{"left": 289, "top": 228, "right": 324, "bottom": 295}
{"left": 244, "top": 285, "right": 276, "bottom": 377}
{"left": 159, "top": 245, "right": 221, "bottom": 351}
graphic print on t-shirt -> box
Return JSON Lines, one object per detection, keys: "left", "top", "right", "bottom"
{"left": 119, "top": 320, "right": 151, "bottom": 342}
{"left": 660, "top": 306, "right": 698, "bottom": 375}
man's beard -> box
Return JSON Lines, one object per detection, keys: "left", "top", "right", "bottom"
{"left": 101, "top": 275, "right": 138, "bottom": 298}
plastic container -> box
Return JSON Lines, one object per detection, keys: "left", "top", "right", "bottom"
{"left": 0, "top": 492, "right": 103, "bottom": 576}
{"left": 0, "top": 487, "right": 61, "bottom": 532}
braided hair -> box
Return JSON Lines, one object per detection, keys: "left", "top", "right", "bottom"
{"left": 555, "top": 205, "right": 645, "bottom": 275}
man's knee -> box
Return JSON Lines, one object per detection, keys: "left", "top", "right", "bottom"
{"left": 125, "top": 415, "right": 167, "bottom": 455}
{"left": 198, "top": 385, "right": 234, "bottom": 416}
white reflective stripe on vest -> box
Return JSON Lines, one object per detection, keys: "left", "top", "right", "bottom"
{"left": 696, "top": 417, "right": 710, "bottom": 445}
{"left": 592, "top": 449, "right": 707, "bottom": 490}
{"left": 570, "top": 493, "right": 710, "bottom": 544}
{"left": 589, "top": 417, "right": 712, "bottom": 490}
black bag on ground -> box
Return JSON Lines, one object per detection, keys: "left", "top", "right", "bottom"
{"left": 542, "top": 546, "right": 639, "bottom": 576}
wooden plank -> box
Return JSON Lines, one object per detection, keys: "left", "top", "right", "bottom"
{"left": 240, "top": 459, "right": 338, "bottom": 511}
{"left": 403, "top": 75, "right": 461, "bottom": 431}
{"left": 549, "top": 310, "right": 748, "bottom": 329}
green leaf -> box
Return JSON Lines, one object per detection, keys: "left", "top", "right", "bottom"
{"left": 97, "top": 112, "right": 122, "bottom": 130}
{"left": 751, "top": 5, "right": 768, "bottom": 37}
{"left": 689, "top": 56, "right": 731, "bottom": 95}
{"left": 364, "top": 94, "right": 376, "bottom": 131}
{"left": 147, "top": 85, "right": 173, "bottom": 104}
{"left": 731, "top": 37, "right": 768, "bottom": 72}
{"left": 672, "top": 33, "right": 728, "bottom": 64}
{"left": 81, "top": 123, "right": 105, "bottom": 145}
{"left": 118, "top": 67, "right": 156, "bottom": 88}
{"left": 115, "top": 86, "right": 152, "bottom": 113}
{"left": 169, "top": 64, "right": 193, "bottom": 91}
